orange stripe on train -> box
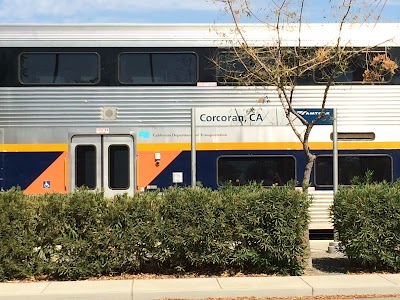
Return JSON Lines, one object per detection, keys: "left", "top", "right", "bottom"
{"left": 137, "top": 151, "right": 181, "bottom": 191}
{"left": 23, "top": 150, "right": 182, "bottom": 194}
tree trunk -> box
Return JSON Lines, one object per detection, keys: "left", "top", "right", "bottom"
{"left": 302, "top": 145, "right": 316, "bottom": 270}
{"left": 304, "top": 226, "right": 312, "bottom": 270}
{"left": 302, "top": 151, "right": 316, "bottom": 192}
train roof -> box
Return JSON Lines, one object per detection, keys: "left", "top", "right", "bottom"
{"left": 0, "top": 23, "right": 399, "bottom": 48}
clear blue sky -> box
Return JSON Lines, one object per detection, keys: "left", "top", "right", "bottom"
{"left": 0, "top": 0, "right": 398, "bottom": 23}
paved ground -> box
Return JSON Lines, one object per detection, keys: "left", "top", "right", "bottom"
{"left": 1, "top": 241, "right": 400, "bottom": 300}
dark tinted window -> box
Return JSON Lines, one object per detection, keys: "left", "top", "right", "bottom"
{"left": 109, "top": 145, "right": 129, "bottom": 189}
{"left": 119, "top": 53, "right": 197, "bottom": 84}
{"left": 75, "top": 145, "right": 96, "bottom": 189}
{"left": 217, "top": 156, "right": 295, "bottom": 186}
{"left": 314, "top": 51, "right": 393, "bottom": 83}
{"left": 315, "top": 155, "right": 392, "bottom": 186}
{"left": 217, "top": 50, "right": 315, "bottom": 85}
{"left": 217, "top": 52, "right": 248, "bottom": 83}
{"left": 19, "top": 53, "right": 99, "bottom": 84}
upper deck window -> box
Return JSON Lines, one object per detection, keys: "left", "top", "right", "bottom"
{"left": 313, "top": 50, "right": 395, "bottom": 84}
{"left": 118, "top": 52, "right": 198, "bottom": 84}
{"left": 19, "top": 52, "right": 100, "bottom": 85}
{"left": 216, "top": 50, "right": 315, "bottom": 85}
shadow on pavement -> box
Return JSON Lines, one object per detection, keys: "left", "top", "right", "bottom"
{"left": 312, "top": 257, "right": 368, "bottom": 274}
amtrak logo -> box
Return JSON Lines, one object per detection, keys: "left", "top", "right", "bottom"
{"left": 296, "top": 110, "right": 331, "bottom": 116}
{"left": 294, "top": 108, "right": 334, "bottom": 125}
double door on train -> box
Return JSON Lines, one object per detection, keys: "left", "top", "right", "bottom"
{"left": 70, "top": 134, "right": 136, "bottom": 197}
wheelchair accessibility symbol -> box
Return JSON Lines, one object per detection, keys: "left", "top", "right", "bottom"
{"left": 43, "top": 181, "right": 51, "bottom": 189}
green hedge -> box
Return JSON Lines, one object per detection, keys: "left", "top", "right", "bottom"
{"left": 0, "top": 183, "right": 310, "bottom": 281}
{"left": 331, "top": 182, "right": 400, "bottom": 270}
{"left": 0, "top": 188, "right": 37, "bottom": 280}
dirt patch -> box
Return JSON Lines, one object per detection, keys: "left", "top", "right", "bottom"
{"left": 305, "top": 245, "right": 393, "bottom": 276}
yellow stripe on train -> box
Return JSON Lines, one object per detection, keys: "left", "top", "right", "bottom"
{"left": 0, "top": 144, "right": 69, "bottom": 152}
{"left": 139, "top": 142, "right": 400, "bottom": 151}
{"left": 2, "top": 141, "right": 400, "bottom": 152}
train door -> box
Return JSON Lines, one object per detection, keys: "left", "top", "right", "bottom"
{"left": 70, "top": 134, "right": 135, "bottom": 197}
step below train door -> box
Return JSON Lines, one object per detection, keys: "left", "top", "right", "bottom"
{"left": 70, "top": 134, "right": 135, "bottom": 197}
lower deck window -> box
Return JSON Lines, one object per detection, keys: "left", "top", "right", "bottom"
{"left": 315, "top": 155, "right": 392, "bottom": 186}
{"left": 217, "top": 156, "right": 295, "bottom": 186}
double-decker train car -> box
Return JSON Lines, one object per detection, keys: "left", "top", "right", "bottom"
{"left": 1, "top": 23, "right": 400, "bottom": 230}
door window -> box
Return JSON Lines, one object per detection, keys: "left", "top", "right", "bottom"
{"left": 71, "top": 134, "right": 135, "bottom": 197}
{"left": 75, "top": 145, "right": 97, "bottom": 189}
{"left": 108, "top": 145, "right": 130, "bottom": 189}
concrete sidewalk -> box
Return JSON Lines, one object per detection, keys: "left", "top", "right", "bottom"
{"left": 2, "top": 274, "right": 400, "bottom": 300}
{"left": 1, "top": 241, "right": 400, "bottom": 300}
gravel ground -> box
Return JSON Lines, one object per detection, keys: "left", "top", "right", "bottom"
{"left": 306, "top": 242, "right": 351, "bottom": 276}
{"left": 305, "top": 240, "right": 387, "bottom": 276}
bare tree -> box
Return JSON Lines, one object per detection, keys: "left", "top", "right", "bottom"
{"left": 213, "top": 0, "right": 397, "bottom": 191}
{"left": 212, "top": 0, "right": 397, "bottom": 269}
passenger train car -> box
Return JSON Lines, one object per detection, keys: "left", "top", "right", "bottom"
{"left": 1, "top": 23, "right": 400, "bottom": 230}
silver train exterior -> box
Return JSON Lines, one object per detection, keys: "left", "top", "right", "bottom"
{"left": 1, "top": 23, "right": 400, "bottom": 230}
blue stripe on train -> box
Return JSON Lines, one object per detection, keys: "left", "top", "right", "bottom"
{"left": 2, "top": 149, "right": 400, "bottom": 192}
{"left": 150, "top": 150, "right": 308, "bottom": 189}
{"left": 0, "top": 152, "right": 62, "bottom": 190}
{"left": 150, "top": 149, "right": 400, "bottom": 190}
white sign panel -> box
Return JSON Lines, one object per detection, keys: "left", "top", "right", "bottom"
{"left": 172, "top": 172, "right": 183, "bottom": 183}
{"left": 96, "top": 127, "right": 110, "bottom": 134}
{"left": 195, "top": 107, "right": 289, "bottom": 127}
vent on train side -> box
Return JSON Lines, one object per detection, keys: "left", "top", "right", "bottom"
{"left": 101, "top": 107, "right": 118, "bottom": 120}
